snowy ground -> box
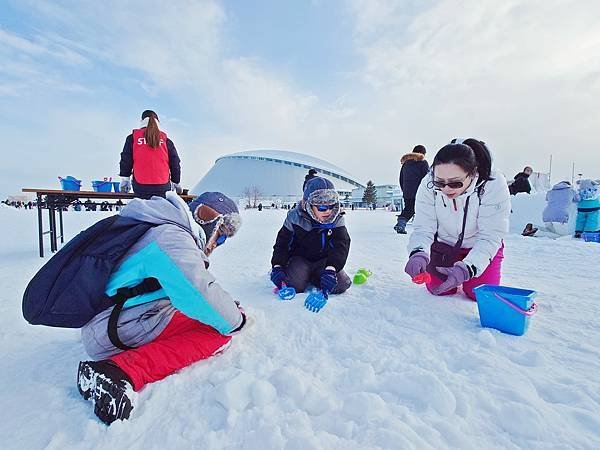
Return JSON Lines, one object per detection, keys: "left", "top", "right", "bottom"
{"left": 1, "top": 202, "right": 599, "bottom": 450}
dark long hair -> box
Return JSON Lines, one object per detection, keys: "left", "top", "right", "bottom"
{"left": 432, "top": 138, "right": 493, "bottom": 184}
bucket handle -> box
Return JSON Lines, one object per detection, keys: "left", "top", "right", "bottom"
{"left": 493, "top": 292, "right": 537, "bottom": 316}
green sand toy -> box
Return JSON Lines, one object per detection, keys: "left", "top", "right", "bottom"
{"left": 353, "top": 268, "right": 373, "bottom": 285}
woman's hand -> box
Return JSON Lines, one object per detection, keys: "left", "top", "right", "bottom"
{"left": 404, "top": 251, "right": 429, "bottom": 278}
{"left": 431, "top": 261, "right": 471, "bottom": 295}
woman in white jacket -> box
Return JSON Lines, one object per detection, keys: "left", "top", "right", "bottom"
{"left": 404, "top": 138, "right": 511, "bottom": 299}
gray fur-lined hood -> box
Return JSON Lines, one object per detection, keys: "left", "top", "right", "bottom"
{"left": 284, "top": 204, "right": 346, "bottom": 232}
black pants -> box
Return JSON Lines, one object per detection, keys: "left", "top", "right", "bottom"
{"left": 286, "top": 256, "right": 351, "bottom": 294}
{"left": 399, "top": 197, "right": 416, "bottom": 221}
{"left": 132, "top": 180, "right": 171, "bottom": 200}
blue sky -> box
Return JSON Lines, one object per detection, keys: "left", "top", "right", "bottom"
{"left": 1, "top": 0, "right": 599, "bottom": 197}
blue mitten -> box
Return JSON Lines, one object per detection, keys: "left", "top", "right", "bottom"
{"left": 320, "top": 269, "right": 338, "bottom": 297}
{"left": 270, "top": 266, "right": 287, "bottom": 288}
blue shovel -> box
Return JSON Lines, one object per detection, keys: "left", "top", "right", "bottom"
{"left": 304, "top": 289, "right": 328, "bottom": 313}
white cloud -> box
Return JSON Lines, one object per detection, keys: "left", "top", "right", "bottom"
{"left": 0, "top": 27, "right": 88, "bottom": 65}
{"left": 39, "top": 0, "right": 225, "bottom": 89}
{"left": 2, "top": 0, "right": 600, "bottom": 197}
{"left": 338, "top": 0, "right": 600, "bottom": 181}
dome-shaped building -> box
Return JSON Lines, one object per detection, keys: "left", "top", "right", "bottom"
{"left": 190, "top": 150, "right": 364, "bottom": 202}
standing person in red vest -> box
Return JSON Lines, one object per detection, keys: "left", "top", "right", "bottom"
{"left": 119, "top": 110, "right": 182, "bottom": 199}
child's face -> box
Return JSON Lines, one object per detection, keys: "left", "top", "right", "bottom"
{"left": 311, "top": 204, "right": 335, "bottom": 222}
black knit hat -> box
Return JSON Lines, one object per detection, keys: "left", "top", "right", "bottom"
{"left": 413, "top": 145, "right": 426, "bottom": 154}
{"left": 141, "top": 110, "right": 159, "bottom": 121}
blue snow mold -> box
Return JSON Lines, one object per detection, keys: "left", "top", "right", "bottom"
{"left": 474, "top": 285, "right": 538, "bottom": 336}
{"left": 582, "top": 232, "right": 600, "bottom": 243}
{"left": 92, "top": 179, "right": 113, "bottom": 192}
{"left": 273, "top": 282, "right": 296, "bottom": 301}
{"left": 304, "top": 289, "right": 327, "bottom": 313}
{"left": 59, "top": 176, "right": 82, "bottom": 191}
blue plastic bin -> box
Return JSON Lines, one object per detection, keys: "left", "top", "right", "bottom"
{"left": 473, "top": 284, "right": 538, "bottom": 336}
{"left": 59, "top": 176, "right": 81, "bottom": 191}
{"left": 112, "top": 181, "right": 120, "bottom": 192}
{"left": 91, "top": 180, "right": 113, "bottom": 192}
{"left": 582, "top": 232, "right": 600, "bottom": 243}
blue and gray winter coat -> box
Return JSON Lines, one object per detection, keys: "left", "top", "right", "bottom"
{"left": 542, "top": 181, "right": 578, "bottom": 223}
{"left": 271, "top": 205, "right": 350, "bottom": 271}
{"left": 82, "top": 193, "right": 243, "bottom": 359}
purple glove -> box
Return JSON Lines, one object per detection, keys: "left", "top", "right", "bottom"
{"left": 431, "top": 261, "right": 472, "bottom": 295}
{"left": 404, "top": 252, "right": 430, "bottom": 278}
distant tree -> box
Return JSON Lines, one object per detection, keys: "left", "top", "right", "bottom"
{"left": 242, "top": 186, "right": 253, "bottom": 208}
{"left": 251, "top": 185, "right": 262, "bottom": 208}
{"left": 362, "top": 181, "right": 377, "bottom": 208}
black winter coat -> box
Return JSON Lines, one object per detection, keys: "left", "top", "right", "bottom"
{"left": 399, "top": 153, "right": 429, "bottom": 199}
{"left": 509, "top": 172, "right": 531, "bottom": 195}
{"left": 271, "top": 206, "right": 350, "bottom": 272}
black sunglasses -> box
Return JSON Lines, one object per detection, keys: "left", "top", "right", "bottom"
{"left": 316, "top": 204, "right": 336, "bottom": 212}
{"left": 432, "top": 175, "right": 470, "bottom": 190}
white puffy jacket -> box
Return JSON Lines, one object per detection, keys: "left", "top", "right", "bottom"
{"left": 407, "top": 170, "right": 511, "bottom": 276}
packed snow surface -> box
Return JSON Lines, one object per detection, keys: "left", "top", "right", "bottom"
{"left": 0, "top": 202, "right": 598, "bottom": 449}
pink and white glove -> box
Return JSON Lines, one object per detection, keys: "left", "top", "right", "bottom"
{"left": 431, "top": 261, "right": 472, "bottom": 295}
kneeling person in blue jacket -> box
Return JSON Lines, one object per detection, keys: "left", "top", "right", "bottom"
{"left": 270, "top": 177, "right": 352, "bottom": 297}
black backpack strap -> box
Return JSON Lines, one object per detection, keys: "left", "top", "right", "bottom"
{"left": 454, "top": 196, "right": 470, "bottom": 249}
{"left": 107, "top": 278, "right": 162, "bottom": 351}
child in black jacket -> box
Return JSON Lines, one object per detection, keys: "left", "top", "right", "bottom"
{"left": 270, "top": 177, "right": 351, "bottom": 297}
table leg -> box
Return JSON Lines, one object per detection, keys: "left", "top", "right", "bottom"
{"left": 58, "top": 207, "right": 64, "bottom": 244}
{"left": 37, "top": 193, "right": 44, "bottom": 257}
{"left": 46, "top": 205, "right": 56, "bottom": 253}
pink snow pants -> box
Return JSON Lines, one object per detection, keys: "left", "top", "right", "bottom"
{"left": 426, "top": 244, "right": 504, "bottom": 300}
{"left": 111, "top": 312, "right": 231, "bottom": 391}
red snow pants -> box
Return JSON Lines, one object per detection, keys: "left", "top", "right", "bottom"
{"left": 426, "top": 244, "right": 504, "bottom": 300}
{"left": 110, "top": 312, "right": 232, "bottom": 391}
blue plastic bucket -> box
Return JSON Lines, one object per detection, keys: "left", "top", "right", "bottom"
{"left": 59, "top": 176, "right": 81, "bottom": 191}
{"left": 582, "top": 232, "right": 600, "bottom": 243}
{"left": 91, "top": 180, "right": 113, "bottom": 192}
{"left": 473, "top": 284, "right": 538, "bottom": 336}
{"left": 112, "top": 181, "right": 120, "bottom": 192}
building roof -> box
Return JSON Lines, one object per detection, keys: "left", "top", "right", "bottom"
{"left": 217, "top": 150, "right": 363, "bottom": 188}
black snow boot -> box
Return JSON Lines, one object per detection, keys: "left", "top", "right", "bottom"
{"left": 394, "top": 216, "right": 408, "bottom": 234}
{"left": 521, "top": 223, "right": 538, "bottom": 237}
{"left": 77, "top": 360, "right": 135, "bottom": 425}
